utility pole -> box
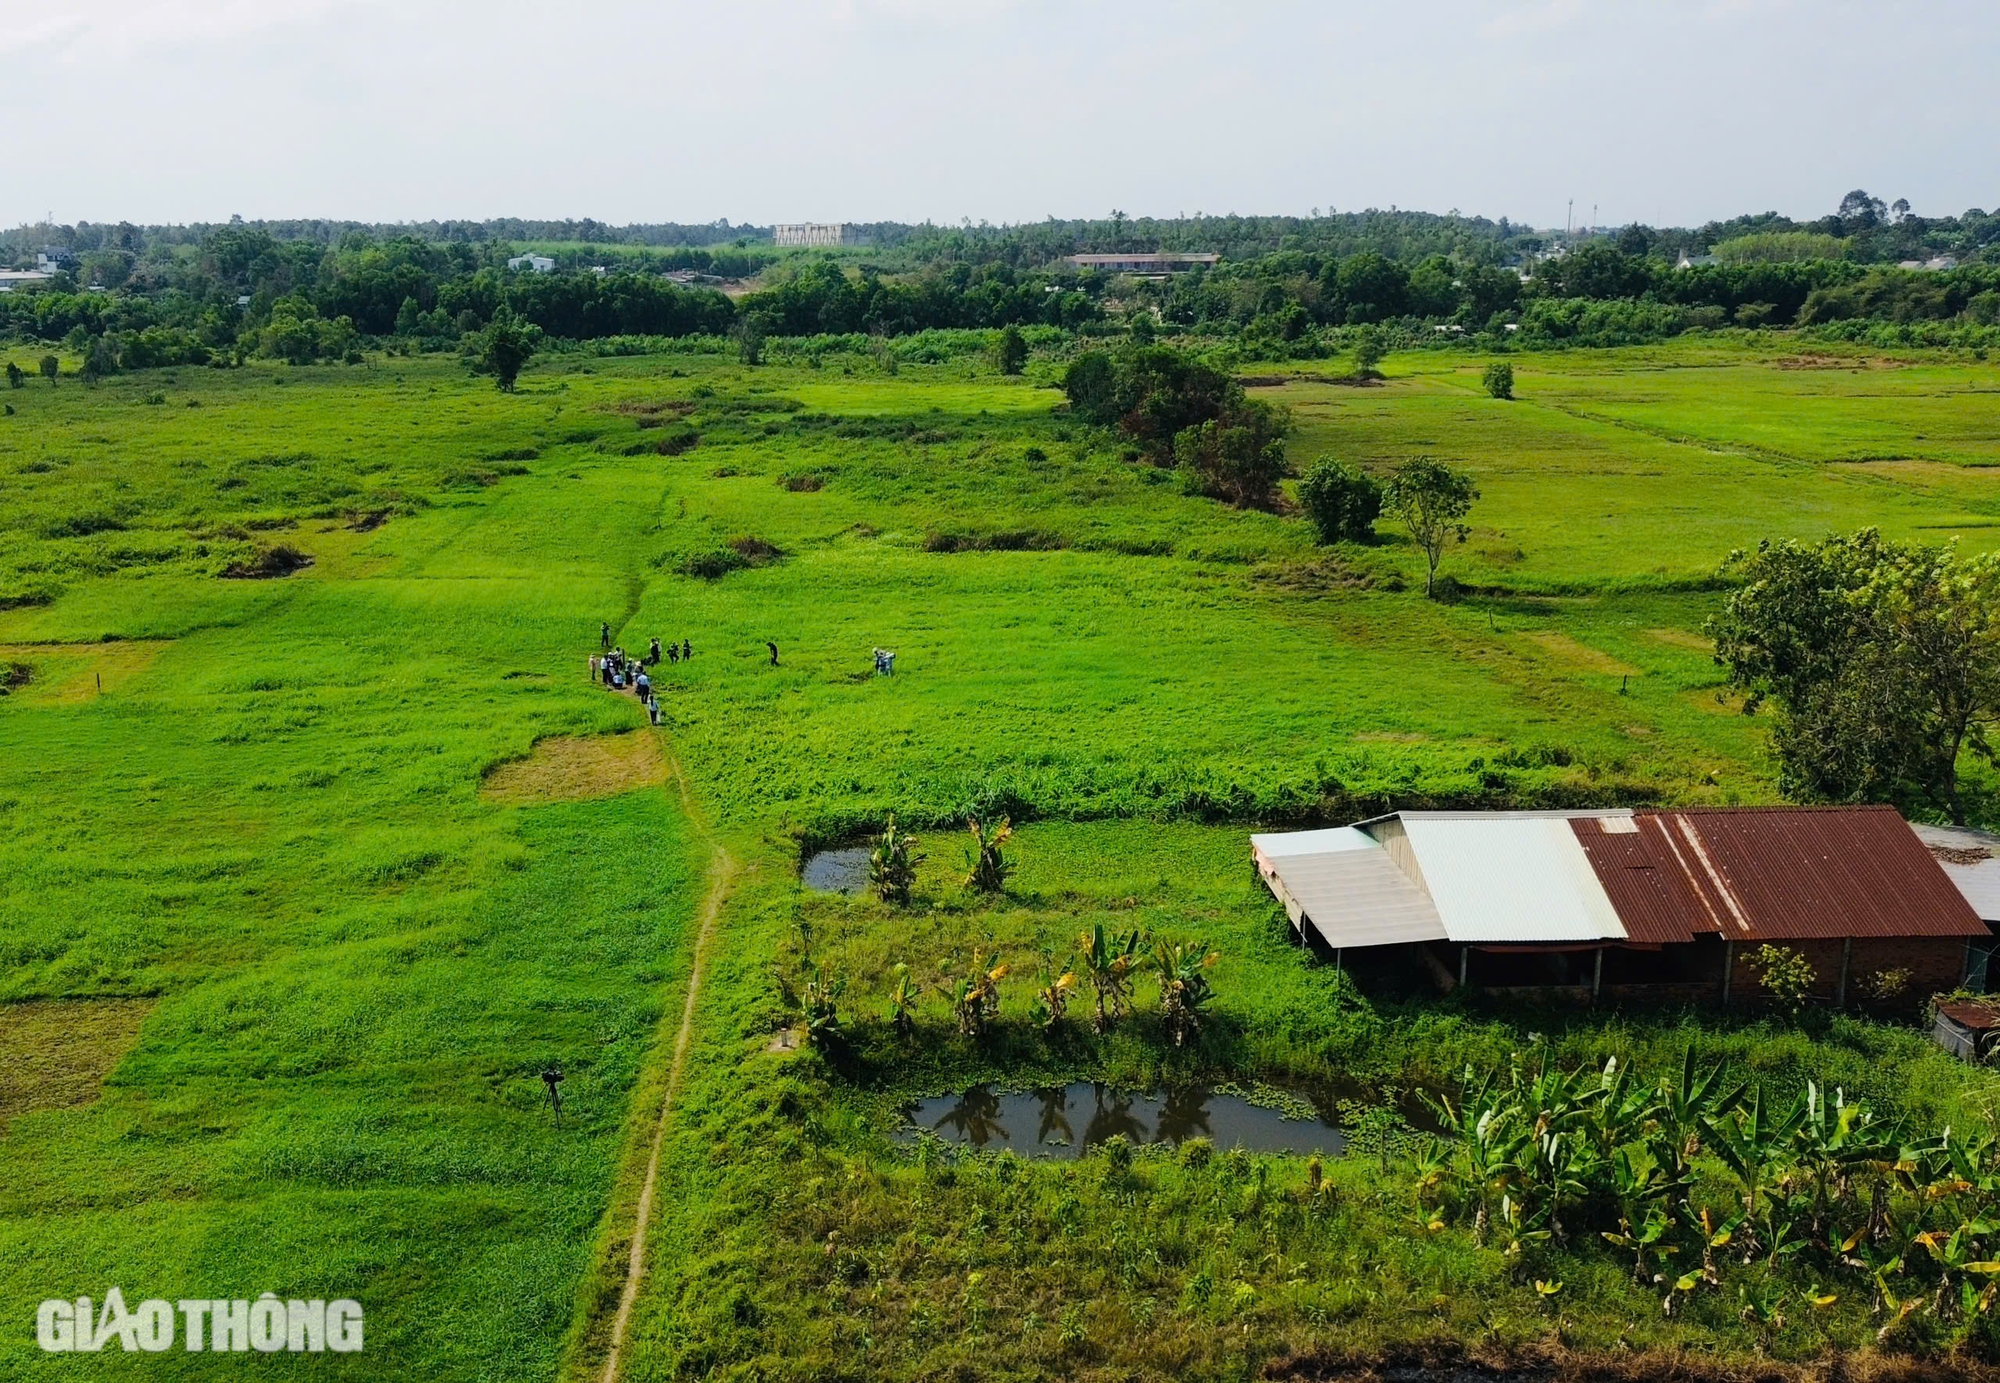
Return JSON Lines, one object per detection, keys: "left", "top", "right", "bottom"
{"left": 1566, "top": 199, "right": 1573, "bottom": 238}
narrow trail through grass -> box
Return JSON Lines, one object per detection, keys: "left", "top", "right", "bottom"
{"left": 594, "top": 751, "right": 738, "bottom": 1383}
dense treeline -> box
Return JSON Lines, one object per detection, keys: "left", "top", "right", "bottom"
{"left": 5, "top": 191, "right": 1999, "bottom": 373}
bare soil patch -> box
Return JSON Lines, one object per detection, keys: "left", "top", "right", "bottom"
{"left": 481, "top": 731, "right": 667, "bottom": 806}
{"left": 221, "top": 543, "right": 313, "bottom": 579}
{"left": 0, "top": 998, "right": 155, "bottom": 1127}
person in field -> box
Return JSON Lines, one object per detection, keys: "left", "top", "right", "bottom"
{"left": 648, "top": 637, "right": 662, "bottom": 665}
{"left": 600, "top": 621, "right": 611, "bottom": 649}
{"left": 681, "top": 639, "right": 691, "bottom": 660}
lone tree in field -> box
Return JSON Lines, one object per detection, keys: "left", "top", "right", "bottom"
{"left": 1383, "top": 457, "right": 1479, "bottom": 598}
{"left": 40, "top": 354, "right": 60, "bottom": 385}
{"left": 1353, "top": 325, "right": 1386, "bottom": 378}
{"left": 474, "top": 308, "right": 540, "bottom": 392}
{"left": 1708, "top": 528, "right": 2000, "bottom": 824}
{"left": 1483, "top": 361, "right": 1514, "bottom": 399}
{"left": 996, "top": 324, "right": 1027, "bottom": 375}
{"left": 1297, "top": 458, "right": 1381, "bottom": 544}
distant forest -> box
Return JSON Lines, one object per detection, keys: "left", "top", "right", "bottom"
{"left": 3, "top": 193, "right": 1997, "bottom": 371}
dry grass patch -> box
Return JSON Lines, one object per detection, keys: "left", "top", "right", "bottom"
{"left": 1647, "top": 626, "right": 1714, "bottom": 652}
{"left": 481, "top": 730, "right": 668, "bottom": 806}
{"left": 0, "top": 998, "right": 155, "bottom": 1126}
{"left": 1522, "top": 630, "right": 1641, "bottom": 677}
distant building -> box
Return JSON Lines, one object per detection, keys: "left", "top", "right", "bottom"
{"left": 774, "top": 223, "right": 853, "bottom": 248}
{"left": 35, "top": 250, "right": 75, "bottom": 272}
{"left": 1064, "top": 253, "right": 1218, "bottom": 277}
{"left": 1898, "top": 256, "right": 1959, "bottom": 272}
{"left": 0, "top": 270, "right": 52, "bottom": 293}
{"left": 506, "top": 254, "right": 555, "bottom": 273}
{"left": 1675, "top": 251, "right": 1718, "bottom": 270}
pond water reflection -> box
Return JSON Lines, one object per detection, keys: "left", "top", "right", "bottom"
{"left": 801, "top": 846, "right": 872, "bottom": 894}
{"left": 901, "top": 1082, "right": 1344, "bottom": 1158}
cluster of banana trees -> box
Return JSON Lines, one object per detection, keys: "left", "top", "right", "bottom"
{"left": 1049, "top": 924, "right": 1219, "bottom": 1045}
{"left": 792, "top": 923, "right": 1221, "bottom": 1049}
{"left": 1416, "top": 1048, "right": 2000, "bottom": 1345}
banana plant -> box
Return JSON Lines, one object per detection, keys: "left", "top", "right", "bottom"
{"left": 1696, "top": 1204, "right": 1745, "bottom": 1285}
{"left": 1794, "top": 1082, "right": 1895, "bottom": 1242}
{"left": 1605, "top": 1147, "right": 1682, "bottom": 1283}
{"left": 1704, "top": 1084, "right": 1806, "bottom": 1222}
{"left": 1604, "top": 1204, "right": 1679, "bottom": 1286}
{"left": 882, "top": 961, "right": 920, "bottom": 1036}
{"left": 1914, "top": 1220, "right": 2000, "bottom": 1322}
{"left": 1489, "top": 1194, "right": 1551, "bottom": 1280}
{"left": 776, "top": 923, "right": 847, "bottom": 1050}
{"left": 1586, "top": 1056, "right": 1659, "bottom": 1163}
{"left": 941, "top": 950, "right": 1009, "bottom": 1036}
{"left": 1653, "top": 1047, "right": 1744, "bottom": 1179}
{"left": 1151, "top": 936, "right": 1218, "bottom": 1047}
{"left": 1075, "top": 923, "right": 1144, "bottom": 1032}
{"left": 962, "top": 815, "right": 1014, "bottom": 893}
{"left": 1027, "top": 950, "right": 1077, "bottom": 1031}
{"left": 868, "top": 815, "right": 922, "bottom": 905}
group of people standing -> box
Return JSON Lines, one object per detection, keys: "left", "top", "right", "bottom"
{"left": 593, "top": 624, "right": 694, "bottom": 727}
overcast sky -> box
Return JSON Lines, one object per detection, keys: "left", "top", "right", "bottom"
{"left": 4, "top": 0, "right": 1994, "bottom": 232}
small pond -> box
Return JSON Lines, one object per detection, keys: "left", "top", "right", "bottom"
{"left": 899, "top": 1081, "right": 1345, "bottom": 1158}
{"left": 802, "top": 846, "right": 871, "bottom": 894}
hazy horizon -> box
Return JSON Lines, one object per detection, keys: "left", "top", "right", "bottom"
{"left": 5, "top": 0, "right": 1995, "bottom": 233}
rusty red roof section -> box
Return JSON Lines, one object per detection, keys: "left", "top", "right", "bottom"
{"left": 1572, "top": 806, "right": 1985, "bottom": 943}
{"left": 1570, "top": 816, "right": 1718, "bottom": 944}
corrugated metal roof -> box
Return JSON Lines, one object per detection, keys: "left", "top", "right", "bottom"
{"left": 1572, "top": 816, "right": 1713, "bottom": 944}
{"left": 1625, "top": 807, "right": 1986, "bottom": 941}
{"left": 1258, "top": 806, "right": 1984, "bottom": 953}
{"left": 1398, "top": 816, "right": 1626, "bottom": 943}
{"left": 1252, "top": 828, "right": 1446, "bottom": 949}
{"left": 1912, "top": 824, "right": 2000, "bottom": 923}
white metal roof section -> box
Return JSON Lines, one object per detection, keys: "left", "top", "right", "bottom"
{"left": 1912, "top": 824, "right": 2000, "bottom": 923}
{"left": 1253, "top": 826, "right": 1378, "bottom": 859}
{"left": 1399, "top": 815, "right": 1628, "bottom": 943}
{"left": 1251, "top": 827, "right": 1447, "bottom": 949}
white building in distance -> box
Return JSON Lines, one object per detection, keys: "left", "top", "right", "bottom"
{"left": 506, "top": 254, "right": 555, "bottom": 273}
{"left": 774, "top": 224, "right": 852, "bottom": 248}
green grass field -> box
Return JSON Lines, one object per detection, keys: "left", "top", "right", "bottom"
{"left": 5, "top": 336, "right": 2000, "bottom": 1379}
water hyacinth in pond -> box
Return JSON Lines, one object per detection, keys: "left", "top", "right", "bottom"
{"left": 901, "top": 1081, "right": 1344, "bottom": 1158}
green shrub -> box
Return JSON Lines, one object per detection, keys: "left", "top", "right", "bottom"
{"left": 1481, "top": 361, "right": 1514, "bottom": 399}
{"left": 1297, "top": 459, "right": 1381, "bottom": 544}
{"left": 1751, "top": 943, "right": 1816, "bottom": 1017}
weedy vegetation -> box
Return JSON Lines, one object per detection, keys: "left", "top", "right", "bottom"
{"left": 6, "top": 332, "right": 2000, "bottom": 1380}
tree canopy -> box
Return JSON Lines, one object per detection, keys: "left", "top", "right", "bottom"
{"left": 1709, "top": 529, "right": 2000, "bottom": 823}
